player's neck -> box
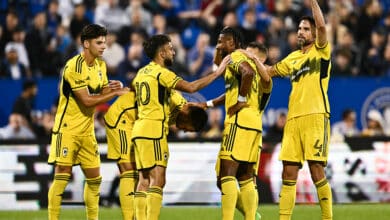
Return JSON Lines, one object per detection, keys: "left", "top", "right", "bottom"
{"left": 82, "top": 51, "right": 96, "bottom": 67}
{"left": 300, "top": 43, "right": 313, "bottom": 54}
{"left": 153, "top": 58, "right": 165, "bottom": 68}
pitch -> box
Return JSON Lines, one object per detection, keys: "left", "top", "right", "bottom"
{"left": 0, "top": 204, "right": 389, "bottom": 220}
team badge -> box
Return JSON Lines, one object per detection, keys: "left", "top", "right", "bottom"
{"left": 62, "top": 147, "right": 68, "bottom": 158}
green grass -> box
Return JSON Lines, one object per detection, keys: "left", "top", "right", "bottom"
{"left": 0, "top": 204, "right": 389, "bottom": 220}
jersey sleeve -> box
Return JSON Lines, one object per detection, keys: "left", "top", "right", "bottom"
{"left": 274, "top": 55, "right": 293, "bottom": 77}
{"left": 159, "top": 69, "right": 182, "bottom": 89}
{"left": 63, "top": 62, "right": 87, "bottom": 91}
{"left": 230, "top": 51, "right": 248, "bottom": 75}
{"left": 315, "top": 41, "right": 331, "bottom": 60}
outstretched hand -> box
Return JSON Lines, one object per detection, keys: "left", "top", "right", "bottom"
{"left": 227, "top": 101, "right": 248, "bottom": 116}
{"left": 215, "top": 55, "right": 231, "bottom": 76}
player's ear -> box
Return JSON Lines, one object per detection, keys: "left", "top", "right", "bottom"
{"left": 83, "top": 40, "right": 90, "bottom": 49}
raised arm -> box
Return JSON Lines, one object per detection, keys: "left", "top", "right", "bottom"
{"left": 311, "top": 0, "right": 327, "bottom": 47}
{"left": 174, "top": 55, "right": 230, "bottom": 93}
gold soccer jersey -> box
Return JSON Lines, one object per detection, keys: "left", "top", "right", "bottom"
{"left": 104, "top": 91, "right": 137, "bottom": 130}
{"left": 132, "top": 62, "right": 182, "bottom": 139}
{"left": 274, "top": 42, "right": 331, "bottom": 119}
{"left": 224, "top": 50, "right": 262, "bottom": 131}
{"left": 52, "top": 54, "right": 108, "bottom": 135}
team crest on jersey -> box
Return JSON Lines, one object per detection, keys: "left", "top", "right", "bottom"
{"left": 98, "top": 70, "right": 102, "bottom": 80}
{"left": 361, "top": 87, "right": 390, "bottom": 130}
{"left": 164, "top": 152, "right": 169, "bottom": 161}
{"left": 62, "top": 147, "right": 68, "bottom": 158}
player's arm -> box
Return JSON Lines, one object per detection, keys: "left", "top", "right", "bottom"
{"left": 198, "top": 93, "right": 225, "bottom": 109}
{"left": 73, "top": 86, "right": 129, "bottom": 108}
{"left": 311, "top": 0, "right": 327, "bottom": 47}
{"left": 227, "top": 61, "right": 254, "bottom": 116}
{"left": 174, "top": 55, "right": 230, "bottom": 93}
{"left": 238, "top": 49, "right": 271, "bottom": 89}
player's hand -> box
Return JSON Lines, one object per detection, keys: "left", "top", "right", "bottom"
{"left": 227, "top": 101, "right": 248, "bottom": 116}
{"left": 188, "top": 102, "right": 207, "bottom": 110}
{"left": 115, "top": 87, "right": 130, "bottom": 96}
{"left": 238, "top": 49, "right": 255, "bottom": 60}
{"left": 215, "top": 55, "right": 231, "bottom": 76}
{"left": 108, "top": 80, "right": 124, "bottom": 90}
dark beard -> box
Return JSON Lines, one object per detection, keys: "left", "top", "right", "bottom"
{"left": 298, "top": 38, "right": 312, "bottom": 48}
{"left": 164, "top": 58, "right": 173, "bottom": 66}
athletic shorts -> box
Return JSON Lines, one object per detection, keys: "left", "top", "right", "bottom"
{"left": 106, "top": 127, "right": 135, "bottom": 164}
{"left": 219, "top": 123, "right": 261, "bottom": 163}
{"left": 279, "top": 113, "right": 330, "bottom": 165}
{"left": 48, "top": 132, "right": 100, "bottom": 169}
{"left": 215, "top": 134, "right": 262, "bottom": 177}
{"left": 133, "top": 135, "right": 169, "bottom": 170}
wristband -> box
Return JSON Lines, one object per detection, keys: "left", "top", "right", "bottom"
{"left": 238, "top": 95, "right": 247, "bottom": 102}
{"left": 206, "top": 100, "right": 214, "bottom": 108}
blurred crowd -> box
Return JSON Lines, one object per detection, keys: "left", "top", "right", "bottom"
{"left": 1, "top": 0, "right": 390, "bottom": 141}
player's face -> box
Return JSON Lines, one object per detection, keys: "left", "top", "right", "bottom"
{"left": 216, "top": 34, "right": 233, "bottom": 58}
{"left": 87, "top": 36, "right": 106, "bottom": 58}
{"left": 162, "top": 42, "right": 175, "bottom": 66}
{"left": 297, "top": 20, "right": 315, "bottom": 48}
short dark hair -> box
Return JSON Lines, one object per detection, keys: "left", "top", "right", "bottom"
{"left": 80, "top": 24, "right": 107, "bottom": 43}
{"left": 188, "top": 106, "right": 208, "bottom": 132}
{"left": 22, "top": 80, "right": 37, "bottom": 91}
{"left": 220, "top": 26, "right": 244, "bottom": 49}
{"left": 299, "top": 16, "right": 316, "bottom": 29}
{"left": 143, "top": 34, "right": 171, "bottom": 59}
{"left": 247, "top": 41, "right": 268, "bottom": 55}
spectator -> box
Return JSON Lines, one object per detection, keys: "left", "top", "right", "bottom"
{"left": 125, "top": 0, "right": 153, "bottom": 34}
{"left": 102, "top": 32, "right": 125, "bottom": 75}
{"left": 116, "top": 43, "right": 146, "bottom": 82}
{"left": 361, "top": 109, "right": 385, "bottom": 136}
{"left": 333, "top": 29, "right": 361, "bottom": 75}
{"left": 0, "top": 42, "right": 28, "bottom": 79}
{"left": 94, "top": 0, "right": 130, "bottom": 33}
{"left": 361, "top": 27, "right": 387, "bottom": 76}
{"left": 266, "top": 111, "right": 287, "bottom": 141}
{"left": 0, "top": 11, "right": 19, "bottom": 59}
{"left": 331, "top": 108, "right": 360, "bottom": 138}
{"left": 69, "top": 1, "right": 91, "bottom": 40}
{"left": 11, "top": 80, "right": 38, "bottom": 126}
{"left": 45, "top": 0, "right": 62, "bottom": 36}
{"left": 9, "top": 25, "right": 30, "bottom": 73}
{"left": 332, "top": 48, "right": 353, "bottom": 76}
{"left": 0, "top": 113, "right": 35, "bottom": 140}
{"left": 25, "top": 12, "right": 62, "bottom": 77}
{"left": 187, "top": 32, "right": 214, "bottom": 79}
{"left": 151, "top": 13, "right": 167, "bottom": 35}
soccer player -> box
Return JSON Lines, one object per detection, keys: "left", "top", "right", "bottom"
{"left": 47, "top": 24, "right": 129, "bottom": 220}
{"left": 207, "top": 27, "right": 265, "bottom": 220}
{"left": 131, "top": 34, "right": 228, "bottom": 220}
{"left": 104, "top": 88, "right": 207, "bottom": 220}
{"left": 204, "top": 41, "right": 272, "bottom": 220}
{"left": 259, "top": 1, "right": 333, "bottom": 219}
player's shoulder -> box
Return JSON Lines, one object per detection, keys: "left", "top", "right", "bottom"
{"left": 65, "top": 54, "right": 85, "bottom": 73}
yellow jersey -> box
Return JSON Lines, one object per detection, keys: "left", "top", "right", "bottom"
{"left": 224, "top": 50, "right": 262, "bottom": 131}
{"left": 274, "top": 42, "right": 331, "bottom": 119}
{"left": 132, "top": 61, "right": 182, "bottom": 139}
{"left": 104, "top": 91, "right": 137, "bottom": 131}
{"left": 52, "top": 54, "right": 108, "bottom": 135}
